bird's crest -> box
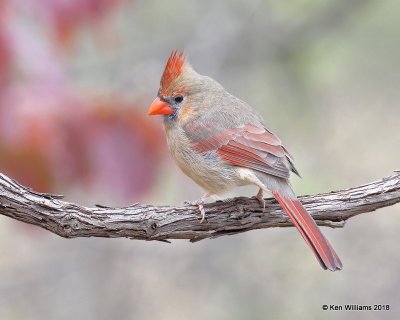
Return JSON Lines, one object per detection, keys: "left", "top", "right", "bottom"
{"left": 160, "top": 50, "right": 186, "bottom": 92}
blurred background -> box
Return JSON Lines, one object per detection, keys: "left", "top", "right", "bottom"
{"left": 0, "top": 0, "right": 399, "bottom": 319}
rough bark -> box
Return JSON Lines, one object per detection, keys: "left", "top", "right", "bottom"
{"left": 0, "top": 172, "right": 399, "bottom": 242}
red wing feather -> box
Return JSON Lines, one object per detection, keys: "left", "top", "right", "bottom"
{"left": 234, "top": 136, "right": 285, "bottom": 157}
{"left": 192, "top": 124, "right": 295, "bottom": 179}
{"left": 217, "top": 145, "right": 289, "bottom": 177}
{"left": 243, "top": 127, "right": 281, "bottom": 146}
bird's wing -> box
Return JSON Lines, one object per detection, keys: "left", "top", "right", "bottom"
{"left": 186, "top": 122, "right": 299, "bottom": 179}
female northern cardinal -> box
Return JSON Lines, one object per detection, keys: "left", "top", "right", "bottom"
{"left": 148, "top": 51, "right": 342, "bottom": 271}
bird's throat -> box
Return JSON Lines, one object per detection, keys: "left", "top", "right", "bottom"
{"left": 163, "top": 108, "right": 178, "bottom": 123}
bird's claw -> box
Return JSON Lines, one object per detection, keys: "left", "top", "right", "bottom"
{"left": 191, "top": 199, "right": 206, "bottom": 223}
{"left": 198, "top": 202, "right": 206, "bottom": 223}
{"left": 184, "top": 194, "right": 209, "bottom": 223}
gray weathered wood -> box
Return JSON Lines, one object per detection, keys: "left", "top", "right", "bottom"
{"left": 0, "top": 172, "right": 399, "bottom": 242}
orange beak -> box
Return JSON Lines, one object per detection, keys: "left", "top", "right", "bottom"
{"left": 147, "top": 97, "right": 173, "bottom": 115}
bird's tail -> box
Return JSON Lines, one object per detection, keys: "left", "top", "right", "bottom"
{"left": 272, "top": 191, "right": 342, "bottom": 271}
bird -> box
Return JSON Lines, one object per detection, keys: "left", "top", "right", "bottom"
{"left": 147, "top": 50, "right": 342, "bottom": 271}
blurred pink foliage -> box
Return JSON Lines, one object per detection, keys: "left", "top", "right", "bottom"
{"left": 29, "top": 0, "right": 124, "bottom": 45}
{"left": 0, "top": 0, "right": 163, "bottom": 199}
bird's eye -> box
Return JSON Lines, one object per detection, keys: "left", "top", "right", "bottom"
{"left": 174, "top": 95, "right": 183, "bottom": 103}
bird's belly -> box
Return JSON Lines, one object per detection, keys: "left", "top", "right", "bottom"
{"left": 166, "top": 130, "right": 240, "bottom": 195}
{"left": 175, "top": 149, "right": 239, "bottom": 195}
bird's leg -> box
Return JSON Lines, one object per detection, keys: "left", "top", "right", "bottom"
{"left": 184, "top": 193, "right": 210, "bottom": 223}
{"left": 256, "top": 188, "right": 265, "bottom": 211}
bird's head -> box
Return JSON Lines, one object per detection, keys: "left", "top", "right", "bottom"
{"left": 147, "top": 51, "right": 221, "bottom": 125}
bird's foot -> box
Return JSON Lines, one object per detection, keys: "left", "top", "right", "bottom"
{"left": 184, "top": 194, "right": 209, "bottom": 223}
{"left": 256, "top": 188, "right": 265, "bottom": 211}
{"left": 196, "top": 201, "right": 206, "bottom": 223}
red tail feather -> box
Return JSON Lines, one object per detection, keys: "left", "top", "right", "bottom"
{"left": 273, "top": 192, "right": 342, "bottom": 271}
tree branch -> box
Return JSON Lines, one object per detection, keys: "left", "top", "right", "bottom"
{"left": 0, "top": 172, "right": 399, "bottom": 242}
